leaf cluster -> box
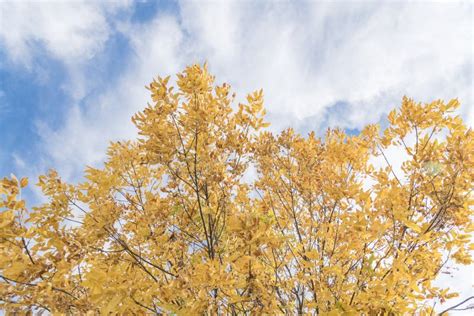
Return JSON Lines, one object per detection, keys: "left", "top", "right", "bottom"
{"left": 1, "top": 64, "right": 473, "bottom": 315}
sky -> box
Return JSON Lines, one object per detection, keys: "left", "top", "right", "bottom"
{"left": 0, "top": 0, "right": 473, "bottom": 312}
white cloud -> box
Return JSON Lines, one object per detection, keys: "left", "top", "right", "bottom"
{"left": 9, "top": 1, "right": 471, "bottom": 177}
{"left": 38, "top": 13, "right": 186, "bottom": 180}
{"left": 176, "top": 1, "right": 473, "bottom": 131}
{"left": 0, "top": 0, "right": 133, "bottom": 102}
{"left": 0, "top": 1, "right": 132, "bottom": 65}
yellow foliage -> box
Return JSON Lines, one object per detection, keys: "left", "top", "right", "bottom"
{"left": 1, "top": 64, "right": 473, "bottom": 314}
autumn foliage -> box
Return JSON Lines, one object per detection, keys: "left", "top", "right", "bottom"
{"left": 1, "top": 64, "right": 473, "bottom": 314}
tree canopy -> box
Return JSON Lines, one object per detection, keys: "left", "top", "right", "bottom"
{"left": 1, "top": 64, "right": 473, "bottom": 315}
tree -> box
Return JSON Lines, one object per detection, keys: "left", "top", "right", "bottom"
{"left": 1, "top": 64, "right": 472, "bottom": 315}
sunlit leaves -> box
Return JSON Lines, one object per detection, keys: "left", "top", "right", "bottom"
{"left": 1, "top": 64, "right": 472, "bottom": 314}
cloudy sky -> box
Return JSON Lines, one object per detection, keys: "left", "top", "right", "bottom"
{"left": 0, "top": 0, "right": 472, "bottom": 312}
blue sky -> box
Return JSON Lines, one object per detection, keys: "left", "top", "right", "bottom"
{"left": 0, "top": 0, "right": 473, "bottom": 311}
